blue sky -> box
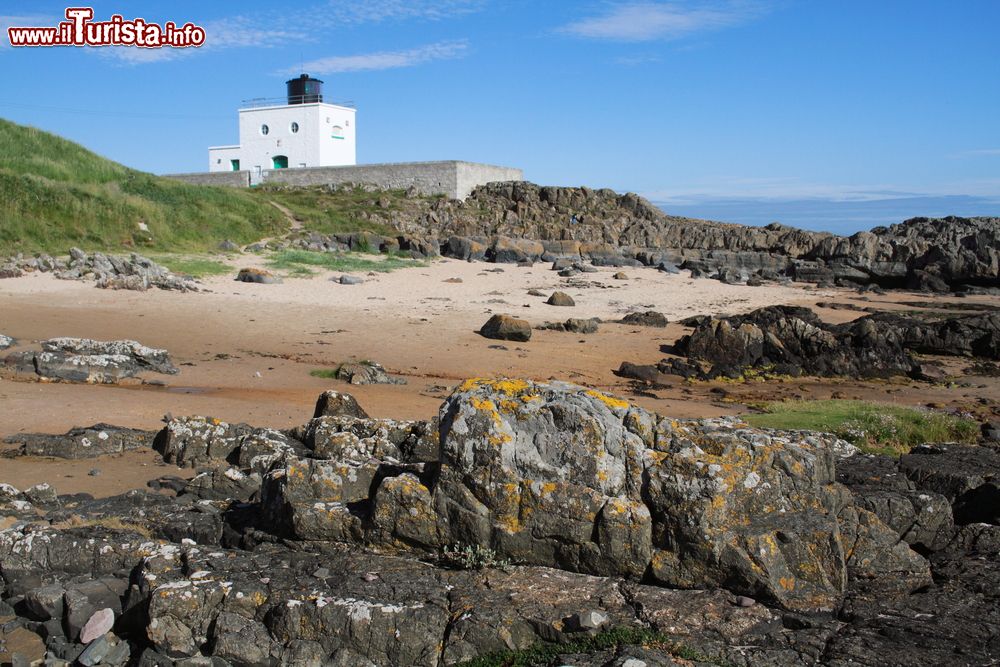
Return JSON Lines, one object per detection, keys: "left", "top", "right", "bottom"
{"left": 1, "top": 1, "right": 998, "bottom": 233}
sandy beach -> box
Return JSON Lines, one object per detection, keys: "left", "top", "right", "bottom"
{"left": 1, "top": 258, "right": 996, "bottom": 497}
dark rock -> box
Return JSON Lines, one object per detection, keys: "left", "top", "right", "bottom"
{"left": 4, "top": 424, "right": 155, "bottom": 459}
{"left": 619, "top": 311, "right": 668, "bottom": 328}
{"left": 235, "top": 268, "right": 282, "bottom": 284}
{"left": 313, "top": 390, "right": 370, "bottom": 419}
{"left": 479, "top": 314, "right": 532, "bottom": 342}
{"left": 538, "top": 318, "right": 599, "bottom": 334}
{"left": 546, "top": 291, "right": 575, "bottom": 307}
{"left": 334, "top": 361, "right": 406, "bottom": 385}
{"left": 615, "top": 362, "right": 670, "bottom": 385}
{"left": 900, "top": 444, "right": 1000, "bottom": 525}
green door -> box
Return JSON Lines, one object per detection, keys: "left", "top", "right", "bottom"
{"left": 230, "top": 159, "right": 240, "bottom": 171}
{"left": 272, "top": 155, "right": 288, "bottom": 169}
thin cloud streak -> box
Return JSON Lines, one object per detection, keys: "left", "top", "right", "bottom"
{"left": 96, "top": 1, "right": 482, "bottom": 64}
{"left": 289, "top": 40, "right": 469, "bottom": 75}
{"left": 561, "top": 1, "right": 767, "bottom": 42}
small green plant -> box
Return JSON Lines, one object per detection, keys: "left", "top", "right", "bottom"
{"left": 440, "top": 543, "right": 511, "bottom": 570}
{"left": 267, "top": 248, "right": 426, "bottom": 274}
{"left": 309, "top": 367, "right": 343, "bottom": 379}
{"left": 745, "top": 399, "right": 978, "bottom": 455}
{"left": 149, "top": 254, "right": 231, "bottom": 278}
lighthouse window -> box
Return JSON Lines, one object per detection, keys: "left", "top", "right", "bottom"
{"left": 260, "top": 124, "right": 269, "bottom": 136}
{"left": 290, "top": 122, "right": 299, "bottom": 133}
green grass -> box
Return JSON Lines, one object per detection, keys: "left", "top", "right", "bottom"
{"left": 0, "top": 118, "right": 285, "bottom": 254}
{"left": 148, "top": 254, "right": 232, "bottom": 278}
{"left": 744, "top": 399, "right": 978, "bottom": 455}
{"left": 253, "top": 184, "right": 404, "bottom": 236}
{"left": 267, "top": 248, "right": 426, "bottom": 274}
{"left": 310, "top": 368, "right": 341, "bottom": 379}
{"left": 456, "top": 626, "right": 723, "bottom": 667}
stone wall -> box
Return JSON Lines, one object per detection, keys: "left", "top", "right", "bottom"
{"left": 162, "top": 171, "right": 250, "bottom": 188}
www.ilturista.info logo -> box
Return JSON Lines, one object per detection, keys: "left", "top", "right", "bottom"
{"left": 7, "top": 8, "right": 206, "bottom": 48}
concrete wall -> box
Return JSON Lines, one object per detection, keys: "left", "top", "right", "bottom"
{"left": 262, "top": 160, "right": 522, "bottom": 199}
{"left": 163, "top": 171, "right": 250, "bottom": 188}
{"left": 455, "top": 162, "right": 524, "bottom": 199}
{"left": 163, "top": 160, "right": 523, "bottom": 200}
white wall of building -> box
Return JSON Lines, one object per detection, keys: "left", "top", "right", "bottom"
{"left": 208, "top": 102, "right": 356, "bottom": 177}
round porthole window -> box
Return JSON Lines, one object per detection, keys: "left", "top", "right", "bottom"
{"left": 290, "top": 122, "right": 299, "bottom": 133}
{"left": 260, "top": 124, "right": 269, "bottom": 136}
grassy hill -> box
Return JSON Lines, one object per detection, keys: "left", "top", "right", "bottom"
{"left": 0, "top": 118, "right": 285, "bottom": 254}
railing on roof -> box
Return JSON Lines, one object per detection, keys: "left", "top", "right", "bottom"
{"left": 239, "top": 96, "right": 356, "bottom": 109}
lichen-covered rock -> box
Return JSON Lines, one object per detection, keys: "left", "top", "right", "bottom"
{"left": 0, "top": 334, "right": 15, "bottom": 350}
{"left": 3, "top": 424, "right": 155, "bottom": 459}
{"left": 156, "top": 417, "right": 302, "bottom": 470}
{"left": 434, "top": 379, "right": 928, "bottom": 612}
{"left": 299, "top": 415, "right": 438, "bottom": 463}
{"left": 3, "top": 338, "right": 178, "bottom": 384}
{"left": 41, "top": 338, "right": 178, "bottom": 375}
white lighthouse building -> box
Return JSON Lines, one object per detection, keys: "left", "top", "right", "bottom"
{"left": 208, "top": 74, "right": 356, "bottom": 180}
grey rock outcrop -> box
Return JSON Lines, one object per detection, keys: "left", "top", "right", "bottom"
{"left": 0, "top": 249, "right": 198, "bottom": 291}
{"left": 3, "top": 424, "right": 155, "bottom": 459}
{"left": 4, "top": 338, "right": 178, "bottom": 384}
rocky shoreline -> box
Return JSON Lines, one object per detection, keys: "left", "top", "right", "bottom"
{"left": 1, "top": 380, "right": 998, "bottom": 666}
{"left": 4, "top": 184, "right": 997, "bottom": 297}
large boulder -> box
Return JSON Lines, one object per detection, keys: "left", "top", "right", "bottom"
{"left": 433, "top": 379, "right": 929, "bottom": 611}
{"left": 479, "top": 314, "right": 531, "bottom": 342}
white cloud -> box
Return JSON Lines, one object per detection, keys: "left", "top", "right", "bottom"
{"left": 290, "top": 40, "right": 469, "bottom": 75}
{"left": 561, "top": 1, "right": 765, "bottom": 42}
